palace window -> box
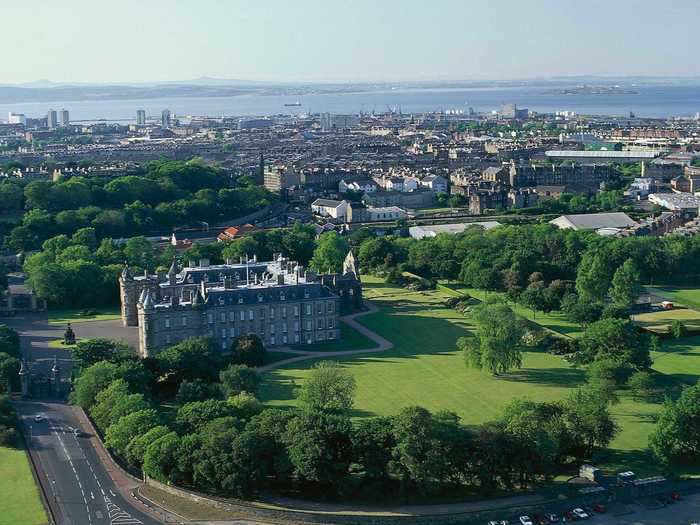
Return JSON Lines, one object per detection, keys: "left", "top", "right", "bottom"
{"left": 207, "top": 313, "right": 213, "bottom": 324}
{"left": 182, "top": 316, "right": 187, "bottom": 327}
{"left": 164, "top": 318, "right": 170, "bottom": 328}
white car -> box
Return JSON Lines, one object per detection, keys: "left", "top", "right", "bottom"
{"left": 520, "top": 517, "right": 534, "bottom": 525}
{"left": 572, "top": 508, "right": 589, "bottom": 519}
{"left": 33, "top": 414, "right": 45, "bottom": 423}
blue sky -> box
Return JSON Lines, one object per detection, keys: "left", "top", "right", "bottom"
{"left": 2, "top": 0, "right": 699, "bottom": 83}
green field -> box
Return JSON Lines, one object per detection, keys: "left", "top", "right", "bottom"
{"left": 632, "top": 307, "right": 700, "bottom": 334}
{"left": 47, "top": 306, "right": 121, "bottom": 325}
{"left": 260, "top": 276, "right": 700, "bottom": 477}
{"left": 0, "top": 446, "right": 48, "bottom": 525}
{"left": 647, "top": 285, "right": 700, "bottom": 311}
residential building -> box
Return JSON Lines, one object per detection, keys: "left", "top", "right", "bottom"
{"left": 47, "top": 109, "right": 58, "bottom": 129}
{"left": 311, "top": 199, "right": 349, "bottom": 220}
{"left": 161, "top": 109, "right": 171, "bottom": 129}
{"left": 58, "top": 109, "right": 70, "bottom": 127}
{"left": 339, "top": 179, "right": 378, "bottom": 193}
{"left": 8, "top": 112, "right": 26, "bottom": 125}
{"left": 263, "top": 165, "right": 300, "bottom": 195}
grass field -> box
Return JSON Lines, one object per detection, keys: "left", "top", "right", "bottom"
{"left": 646, "top": 285, "right": 700, "bottom": 311}
{"left": 632, "top": 307, "right": 700, "bottom": 334}
{"left": 0, "top": 445, "right": 48, "bottom": 525}
{"left": 260, "top": 276, "right": 700, "bottom": 477}
{"left": 47, "top": 306, "right": 121, "bottom": 325}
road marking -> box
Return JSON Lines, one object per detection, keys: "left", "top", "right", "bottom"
{"left": 109, "top": 490, "right": 116, "bottom": 497}
{"left": 91, "top": 491, "right": 95, "bottom": 499}
{"left": 104, "top": 496, "right": 142, "bottom": 524}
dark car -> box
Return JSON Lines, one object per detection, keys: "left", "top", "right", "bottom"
{"left": 592, "top": 504, "right": 606, "bottom": 513}
{"left": 671, "top": 492, "right": 682, "bottom": 501}
{"left": 533, "top": 515, "right": 548, "bottom": 525}
{"left": 546, "top": 513, "right": 560, "bottom": 523}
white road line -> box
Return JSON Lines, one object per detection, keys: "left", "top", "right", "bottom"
{"left": 91, "top": 491, "right": 95, "bottom": 500}
{"left": 101, "top": 488, "right": 105, "bottom": 496}
{"left": 109, "top": 490, "right": 116, "bottom": 497}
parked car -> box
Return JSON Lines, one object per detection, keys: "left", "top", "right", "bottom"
{"left": 593, "top": 504, "right": 607, "bottom": 513}
{"left": 520, "top": 516, "right": 534, "bottom": 525}
{"left": 671, "top": 492, "right": 682, "bottom": 501}
{"left": 533, "top": 515, "right": 548, "bottom": 525}
{"left": 563, "top": 511, "right": 574, "bottom": 520}
{"left": 546, "top": 513, "right": 560, "bottom": 522}
{"left": 572, "top": 508, "right": 589, "bottom": 519}
{"left": 487, "top": 521, "right": 509, "bottom": 525}
{"left": 33, "top": 414, "right": 45, "bottom": 423}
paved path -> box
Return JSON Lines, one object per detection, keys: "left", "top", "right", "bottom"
{"left": 258, "top": 301, "right": 393, "bottom": 372}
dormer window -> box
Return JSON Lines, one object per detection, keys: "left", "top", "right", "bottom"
{"left": 218, "top": 297, "right": 225, "bottom": 305}
{"left": 238, "top": 297, "right": 244, "bottom": 304}
{"left": 280, "top": 292, "right": 286, "bottom": 301}
{"left": 304, "top": 289, "right": 310, "bottom": 299}
{"left": 257, "top": 294, "right": 263, "bottom": 303}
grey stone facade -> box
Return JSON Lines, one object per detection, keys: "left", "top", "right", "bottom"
{"left": 120, "top": 252, "right": 363, "bottom": 357}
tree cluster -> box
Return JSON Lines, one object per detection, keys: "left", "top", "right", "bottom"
{"left": 4, "top": 159, "right": 273, "bottom": 252}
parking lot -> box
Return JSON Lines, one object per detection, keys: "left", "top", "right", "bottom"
{"left": 488, "top": 490, "right": 700, "bottom": 525}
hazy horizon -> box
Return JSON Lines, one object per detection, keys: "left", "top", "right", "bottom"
{"left": 2, "top": 0, "right": 700, "bottom": 85}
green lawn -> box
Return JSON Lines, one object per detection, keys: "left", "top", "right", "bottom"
{"left": 646, "top": 285, "right": 700, "bottom": 311}
{"left": 260, "top": 276, "right": 700, "bottom": 477}
{"left": 632, "top": 307, "right": 700, "bottom": 334}
{"left": 47, "top": 306, "right": 121, "bottom": 325}
{"left": 0, "top": 445, "right": 48, "bottom": 525}
{"left": 47, "top": 339, "right": 79, "bottom": 349}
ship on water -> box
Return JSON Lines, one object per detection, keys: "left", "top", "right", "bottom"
{"left": 284, "top": 101, "right": 302, "bottom": 107}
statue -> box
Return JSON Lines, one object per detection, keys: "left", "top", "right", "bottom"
{"left": 63, "top": 323, "right": 76, "bottom": 346}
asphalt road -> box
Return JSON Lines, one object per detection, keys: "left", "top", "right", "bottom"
{"left": 15, "top": 400, "right": 162, "bottom": 525}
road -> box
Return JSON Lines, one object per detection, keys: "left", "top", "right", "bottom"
{"left": 15, "top": 400, "right": 164, "bottom": 525}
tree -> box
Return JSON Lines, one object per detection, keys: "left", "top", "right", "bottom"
{"left": 91, "top": 379, "right": 131, "bottom": 431}
{"left": 628, "top": 371, "right": 656, "bottom": 401}
{"left": 175, "top": 379, "right": 221, "bottom": 404}
{"left": 351, "top": 417, "right": 395, "bottom": 481}
{"left": 0, "top": 326, "right": 20, "bottom": 359}
{"left": 175, "top": 400, "right": 234, "bottom": 433}
{"left": 70, "top": 361, "right": 119, "bottom": 409}
{"left": 143, "top": 432, "right": 180, "bottom": 482}
{"left": 227, "top": 392, "right": 264, "bottom": 420}
{"left": 577, "top": 318, "right": 651, "bottom": 370}
{"left": 219, "top": 364, "right": 260, "bottom": 397}
{"left": 0, "top": 353, "right": 19, "bottom": 393}
{"left": 459, "top": 301, "right": 524, "bottom": 375}
{"left": 72, "top": 338, "right": 131, "bottom": 369}
{"left": 125, "top": 425, "right": 171, "bottom": 468}
{"left": 105, "top": 409, "right": 160, "bottom": 457}
{"left": 670, "top": 319, "right": 687, "bottom": 339}
{"left": 561, "top": 293, "right": 602, "bottom": 326}
{"left": 649, "top": 383, "right": 700, "bottom": 465}
{"left": 230, "top": 334, "right": 266, "bottom": 368}
{"left": 309, "top": 232, "right": 349, "bottom": 274}
{"left": 297, "top": 361, "right": 356, "bottom": 414}
{"left": 284, "top": 411, "right": 353, "bottom": 488}
{"left": 157, "top": 337, "right": 219, "bottom": 387}
{"left": 563, "top": 384, "right": 618, "bottom": 459}
{"left": 609, "top": 259, "right": 641, "bottom": 308}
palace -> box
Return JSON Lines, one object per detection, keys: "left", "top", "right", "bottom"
{"left": 119, "top": 251, "right": 363, "bottom": 357}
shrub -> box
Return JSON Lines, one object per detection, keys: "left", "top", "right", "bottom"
{"left": 670, "top": 320, "right": 687, "bottom": 339}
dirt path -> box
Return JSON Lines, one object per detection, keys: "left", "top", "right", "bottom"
{"left": 258, "top": 301, "right": 393, "bottom": 372}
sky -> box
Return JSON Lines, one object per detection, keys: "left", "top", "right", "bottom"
{"left": 2, "top": 0, "right": 699, "bottom": 84}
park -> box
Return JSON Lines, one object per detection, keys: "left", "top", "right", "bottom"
{"left": 260, "top": 276, "right": 700, "bottom": 478}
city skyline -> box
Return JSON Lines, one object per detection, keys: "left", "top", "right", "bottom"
{"left": 2, "top": 0, "right": 700, "bottom": 84}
